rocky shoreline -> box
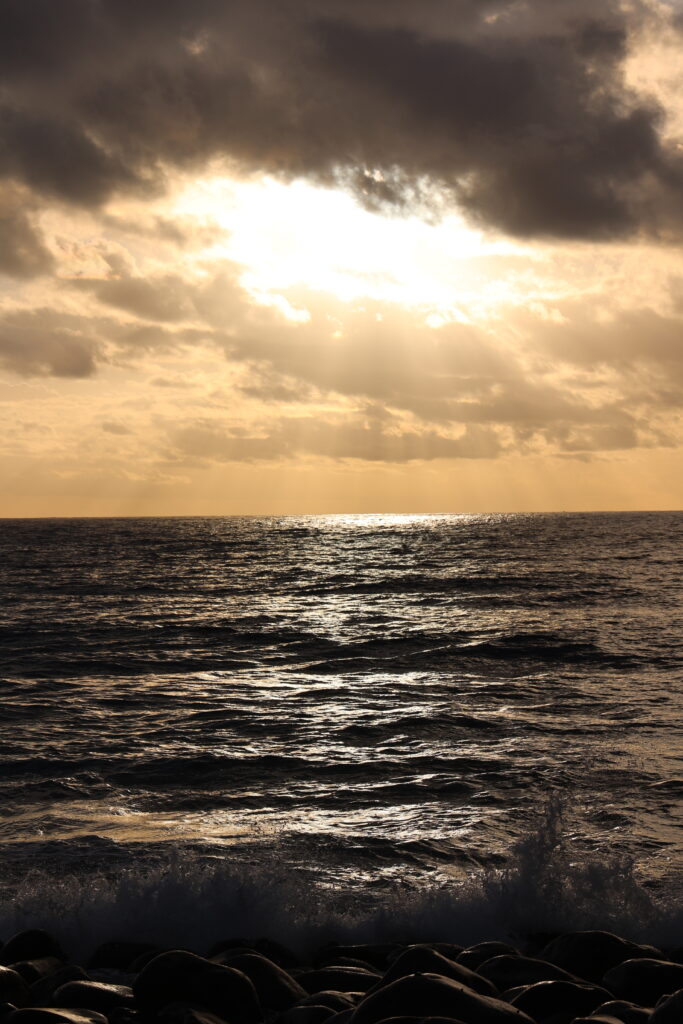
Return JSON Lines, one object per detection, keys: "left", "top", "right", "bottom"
{"left": 1, "top": 928, "right": 682, "bottom": 1024}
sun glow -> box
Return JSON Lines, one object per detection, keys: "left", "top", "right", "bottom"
{"left": 172, "top": 174, "right": 530, "bottom": 314}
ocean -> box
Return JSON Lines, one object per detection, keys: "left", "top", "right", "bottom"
{"left": 1, "top": 512, "right": 681, "bottom": 955}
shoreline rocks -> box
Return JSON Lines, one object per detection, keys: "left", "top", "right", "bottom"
{"left": 0, "top": 929, "right": 680, "bottom": 1024}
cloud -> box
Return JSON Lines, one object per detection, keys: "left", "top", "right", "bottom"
{"left": 0, "top": 186, "right": 54, "bottom": 278}
{"left": 0, "top": 309, "right": 100, "bottom": 378}
{"left": 1, "top": 0, "right": 681, "bottom": 239}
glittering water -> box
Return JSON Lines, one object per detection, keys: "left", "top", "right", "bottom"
{"left": 1, "top": 512, "right": 681, "bottom": 899}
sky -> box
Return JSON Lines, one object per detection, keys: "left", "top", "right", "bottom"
{"left": 2, "top": 0, "right": 683, "bottom": 515}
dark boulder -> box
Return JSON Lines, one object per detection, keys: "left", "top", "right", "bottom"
{"left": 1, "top": 935, "right": 63, "bottom": 967}
{"left": 456, "top": 946, "right": 518, "bottom": 973}
{"left": 539, "top": 934, "right": 658, "bottom": 985}
{"left": 29, "top": 967, "right": 88, "bottom": 1008}
{"left": 253, "top": 941, "right": 301, "bottom": 972}
{"left": 376, "top": 948, "right": 497, "bottom": 999}
{"left": 6, "top": 1011, "right": 107, "bottom": 1024}
{"left": 298, "top": 970, "right": 380, "bottom": 995}
{"left": 54, "top": 982, "right": 135, "bottom": 1013}
{"left": 157, "top": 1003, "right": 231, "bottom": 1024}
{"left": 317, "top": 949, "right": 400, "bottom": 973}
{"left": 478, "top": 958, "right": 577, "bottom": 990}
{"left": 590, "top": 1000, "right": 651, "bottom": 1024}
{"left": 510, "top": 980, "right": 611, "bottom": 1023}
{"left": 275, "top": 1007, "right": 334, "bottom": 1024}
{"left": 10, "top": 961, "right": 63, "bottom": 987}
{"left": 214, "top": 954, "right": 306, "bottom": 1010}
{"left": 88, "top": 943, "right": 159, "bottom": 971}
{"left": 350, "top": 973, "right": 534, "bottom": 1024}
{"left": 650, "top": 988, "right": 683, "bottom": 1024}
{"left": 602, "top": 960, "right": 683, "bottom": 1006}
{"left": 0, "top": 969, "right": 28, "bottom": 1008}
{"left": 107, "top": 1010, "right": 143, "bottom": 1024}
{"left": 133, "top": 950, "right": 262, "bottom": 1021}
{"left": 297, "top": 992, "right": 358, "bottom": 1012}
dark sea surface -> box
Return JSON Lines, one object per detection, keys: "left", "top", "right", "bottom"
{"left": 1, "top": 512, "right": 681, "bottom": 950}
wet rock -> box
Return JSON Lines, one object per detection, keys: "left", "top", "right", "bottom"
{"left": 6, "top": 1011, "right": 108, "bottom": 1024}
{"left": 53, "top": 982, "right": 135, "bottom": 1013}
{"left": 477, "top": 957, "right": 578, "bottom": 990}
{"left": 456, "top": 946, "right": 518, "bottom": 973}
{"left": 296, "top": 992, "right": 358, "bottom": 1012}
{"left": 1, "top": 936, "right": 63, "bottom": 968}
{"left": 253, "top": 941, "right": 301, "bottom": 972}
{"left": 318, "top": 949, "right": 400, "bottom": 973}
{"left": 215, "top": 954, "right": 307, "bottom": 1010}
{"left": 510, "top": 980, "right": 611, "bottom": 1023}
{"left": 602, "top": 960, "right": 683, "bottom": 1006}
{"left": 350, "top": 972, "right": 534, "bottom": 1024}
{"left": 376, "top": 948, "right": 497, "bottom": 999}
{"left": 298, "top": 970, "right": 380, "bottom": 996}
{"left": 316, "top": 961, "right": 376, "bottom": 974}
{"left": 323, "top": 1011, "right": 354, "bottom": 1024}
{"left": 88, "top": 944, "right": 159, "bottom": 971}
{"left": 0, "top": 1006, "right": 17, "bottom": 1023}
{"left": 0, "top": 969, "right": 29, "bottom": 1008}
{"left": 206, "top": 943, "right": 252, "bottom": 961}
{"left": 29, "top": 968, "right": 88, "bottom": 1008}
{"left": 157, "top": 1003, "right": 232, "bottom": 1024}
{"left": 589, "top": 1000, "right": 651, "bottom": 1024}
{"left": 10, "top": 962, "right": 63, "bottom": 986}
{"left": 133, "top": 950, "right": 262, "bottom": 1021}
{"left": 572, "top": 1017, "right": 624, "bottom": 1024}
{"left": 539, "top": 934, "right": 658, "bottom": 985}
{"left": 128, "top": 950, "right": 165, "bottom": 973}
{"left": 275, "top": 1006, "right": 334, "bottom": 1024}
{"left": 107, "top": 1010, "right": 143, "bottom": 1024}
{"left": 650, "top": 988, "right": 683, "bottom": 1024}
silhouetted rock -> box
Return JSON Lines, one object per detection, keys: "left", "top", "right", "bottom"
{"left": 376, "top": 948, "right": 497, "bottom": 998}
{"left": 215, "top": 954, "right": 307, "bottom": 1010}
{"left": 133, "top": 950, "right": 262, "bottom": 1021}
{"left": 1, "top": 936, "right": 63, "bottom": 970}
{"left": 88, "top": 943, "right": 159, "bottom": 971}
{"left": 128, "top": 950, "right": 165, "bottom": 973}
{"left": 539, "top": 934, "right": 658, "bottom": 985}
{"left": 297, "top": 992, "right": 358, "bottom": 1012}
{"left": 157, "top": 1003, "right": 232, "bottom": 1024}
{"left": 650, "top": 988, "right": 683, "bottom": 1024}
{"left": 107, "top": 1009, "right": 143, "bottom": 1024}
{"left": 456, "top": 947, "right": 518, "bottom": 972}
{"left": 318, "top": 949, "right": 400, "bottom": 972}
{"left": 275, "top": 1006, "right": 334, "bottom": 1024}
{"left": 54, "top": 981, "right": 135, "bottom": 1013}
{"left": 510, "top": 980, "right": 611, "bottom": 1023}
{"left": 0, "top": 1005, "right": 17, "bottom": 1022}
{"left": 6, "top": 1011, "right": 108, "bottom": 1024}
{"left": 253, "top": 941, "right": 301, "bottom": 971}
{"left": 350, "top": 973, "right": 534, "bottom": 1024}
{"left": 29, "top": 968, "right": 88, "bottom": 1008}
{"left": 590, "top": 1000, "right": 651, "bottom": 1024}
{"left": 298, "top": 970, "right": 380, "bottom": 995}
{"left": 0, "top": 968, "right": 29, "bottom": 1008}
{"left": 477, "top": 957, "right": 576, "bottom": 990}
{"left": 601, "top": 960, "right": 683, "bottom": 1005}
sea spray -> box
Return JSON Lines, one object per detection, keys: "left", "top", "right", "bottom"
{"left": 2, "top": 798, "right": 680, "bottom": 960}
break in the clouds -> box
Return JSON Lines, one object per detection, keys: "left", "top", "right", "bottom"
{"left": 1, "top": 0, "right": 683, "bottom": 239}
{"left": 2, "top": 0, "right": 683, "bottom": 513}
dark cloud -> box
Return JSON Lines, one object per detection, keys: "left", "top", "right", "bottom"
{"left": 0, "top": 309, "right": 100, "bottom": 377}
{"left": 0, "top": 189, "right": 54, "bottom": 278}
{"left": 0, "top": 0, "right": 681, "bottom": 239}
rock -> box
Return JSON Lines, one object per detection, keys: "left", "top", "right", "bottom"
{"left": 157, "top": 1003, "right": 232, "bottom": 1024}
{"left": 602, "top": 960, "right": 683, "bottom": 1006}
{"left": 88, "top": 943, "right": 159, "bottom": 971}
{"left": 349, "top": 973, "right": 534, "bottom": 1024}
{"left": 253, "top": 941, "right": 301, "bottom": 972}
{"left": 572, "top": 1017, "right": 624, "bottom": 1024}
{"left": 590, "top": 1000, "right": 651, "bottom": 1024}
{"left": 133, "top": 950, "right": 262, "bottom": 1021}
{"left": 53, "top": 982, "right": 135, "bottom": 1013}
{"left": 0, "top": 969, "right": 28, "bottom": 1008}
{"left": 376, "top": 948, "right": 497, "bottom": 999}
{"left": 29, "top": 968, "right": 89, "bottom": 1008}
{"left": 0, "top": 935, "right": 63, "bottom": 967}
{"left": 456, "top": 946, "right": 518, "bottom": 972}
{"left": 107, "top": 1010, "right": 143, "bottom": 1024}
{"left": 206, "top": 943, "right": 252, "bottom": 961}
{"left": 317, "top": 949, "right": 400, "bottom": 973}
{"left": 316, "top": 961, "right": 376, "bottom": 974}
{"left": 477, "top": 957, "right": 578, "bottom": 990}
{"left": 510, "top": 980, "right": 612, "bottom": 1023}
{"left": 324, "top": 1011, "right": 354, "bottom": 1024}
{"left": 650, "top": 988, "right": 683, "bottom": 1024}
{"left": 0, "top": 1006, "right": 17, "bottom": 1023}
{"left": 539, "top": 934, "right": 658, "bottom": 985}
{"left": 298, "top": 970, "right": 380, "bottom": 996}
{"left": 6, "top": 1011, "right": 108, "bottom": 1024}
{"left": 128, "top": 949, "right": 165, "bottom": 973}
{"left": 10, "top": 962, "right": 63, "bottom": 986}
{"left": 297, "top": 992, "right": 358, "bottom": 1012}
{"left": 275, "top": 1007, "right": 334, "bottom": 1024}
{"left": 214, "top": 954, "right": 307, "bottom": 1010}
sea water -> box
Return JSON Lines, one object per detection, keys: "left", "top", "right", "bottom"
{"left": 1, "top": 512, "right": 681, "bottom": 953}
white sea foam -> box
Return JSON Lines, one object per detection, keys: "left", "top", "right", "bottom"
{"left": 2, "top": 798, "right": 680, "bottom": 960}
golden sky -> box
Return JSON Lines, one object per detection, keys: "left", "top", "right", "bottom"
{"left": 2, "top": 0, "right": 683, "bottom": 515}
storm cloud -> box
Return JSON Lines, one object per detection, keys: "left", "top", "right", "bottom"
{"left": 1, "top": 0, "right": 682, "bottom": 239}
